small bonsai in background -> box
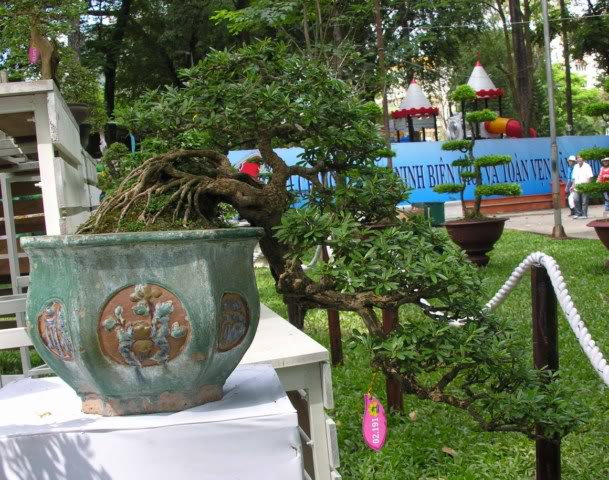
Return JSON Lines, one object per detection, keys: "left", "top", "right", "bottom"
{"left": 576, "top": 148, "right": 609, "bottom": 216}
{"left": 57, "top": 48, "right": 108, "bottom": 130}
{"left": 432, "top": 85, "right": 521, "bottom": 219}
{"left": 583, "top": 78, "right": 609, "bottom": 129}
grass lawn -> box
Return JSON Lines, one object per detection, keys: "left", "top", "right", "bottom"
{"left": 257, "top": 229, "right": 609, "bottom": 479}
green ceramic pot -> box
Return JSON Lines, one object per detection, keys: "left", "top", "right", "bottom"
{"left": 21, "top": 228, "right": 263, "bottom": 416}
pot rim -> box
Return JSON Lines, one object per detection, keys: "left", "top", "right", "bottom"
{"left": 442, "top": 217, "right": 508, "bottom": 227}
{"left": 20, "top": 227, "right": 264, "bottom": 250}
{"left": 587, "top": 219, "right": 609, "bottom": 228}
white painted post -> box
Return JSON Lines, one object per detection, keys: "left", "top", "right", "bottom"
{"left": 33, "top": 94, "right": 64, "bottom": 235}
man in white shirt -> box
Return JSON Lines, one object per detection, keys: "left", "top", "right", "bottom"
{"left": 571, "top": 155, "right": 594, "bottom": 218}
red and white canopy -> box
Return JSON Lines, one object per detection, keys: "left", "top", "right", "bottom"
{"left": 391, "top": 79, "right": 439, "bottom": 119}
{"left": 467, "top": 61, "right": 503, "bottom": 99}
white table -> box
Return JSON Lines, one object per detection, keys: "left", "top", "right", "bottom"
{"left": 0, "top": 304, "right": 341, "bottom": 480}
{"left": 242, "top": 305, "right": 340, "bottom": 480}
{"left": 0, "top": 364, "right": 302, "bottom": 480}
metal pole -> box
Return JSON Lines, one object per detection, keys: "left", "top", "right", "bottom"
{"left": 541, "top": 0, "right": 567, "bottom": 239}
{"left": 531, "top": 265, "right": 561, "bottom": 480}
{"left": 382, "top": 307, "right": 403, "bottom": 411}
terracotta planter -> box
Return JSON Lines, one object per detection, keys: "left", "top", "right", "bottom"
{"left": 587, "top": 219, "right": 609, "bottom": 267}
{"left": 443, "top": 217, "right": 508, "bottom": 266}
{"left": 21, "top": 228, "right": 263, "bottom": 416}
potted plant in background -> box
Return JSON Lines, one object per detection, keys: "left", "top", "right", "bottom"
{"left": 432, "top": 85, "right": 521, "bottom": 266}
{"left": 56, "top": 48, "right": 108, "bottom": 149}
{"left": 577, "top": 148, "right": 609, "bottom": 266}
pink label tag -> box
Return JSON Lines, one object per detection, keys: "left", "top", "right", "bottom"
{"left": 28, "top": 46, "right": 40, "bottom": 65}
{"left": 362, "top": 394, "right": 387, "bottom": 451}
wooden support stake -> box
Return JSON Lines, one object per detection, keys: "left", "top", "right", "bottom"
{"left": 531, "top": 265, "right": 560, "bottom": 480}
{"left": 322, "top": 246, "right": 343, "bottom": 366}
{"left": 286, "top": 300, "right": 306, "bottom": 330}
{"left": 382, "top": 307, "right": 403, "bottom": 411}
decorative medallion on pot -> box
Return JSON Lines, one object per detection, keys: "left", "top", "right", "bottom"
{"left": 38, "top": 301, "right": 73, "bottom": 360}
{"left": 218, "top": 293, "right": 249, "bottom": 352}
{"left": 99, "top": 283, "right": 190, "bottom": 367}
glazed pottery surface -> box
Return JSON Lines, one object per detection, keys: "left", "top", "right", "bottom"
{"left": 443, "top": 217, "right": 507, "bottom": 267}
{"left": 21, "top": 228, "right": 263, "bottom": 416}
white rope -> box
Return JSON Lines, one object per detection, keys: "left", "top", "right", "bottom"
{"left": 302, "top": 245, "right": 324, "bottom": 272}
{"left": 484, "top": 252, "right": 609, "bottom": 388}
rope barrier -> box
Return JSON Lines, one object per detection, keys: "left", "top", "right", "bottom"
{"left": 484, "top": 251, "right": 609, "bottom": 387}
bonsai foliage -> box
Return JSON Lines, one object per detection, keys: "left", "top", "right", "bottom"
{"left": 576, "top": 148, "right": 609, "bottom": 196}
{"left": 432, "top": 85, "right": 521, "bottom": 218}
{"left": 82, "top": 41, "right": 583, "bottom": 440}
{"left": 56, "top": 47, "right": 108, "bottom": 129}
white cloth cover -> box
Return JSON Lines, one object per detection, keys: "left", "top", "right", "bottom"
{"left": 467, "top": 61, "right": 497, "bottom": 92}
{"left": 0, "top": 365, "right": 303, "bottom": 480}
{"left": 399, "top": 80, "right": 432, "bottom": 110}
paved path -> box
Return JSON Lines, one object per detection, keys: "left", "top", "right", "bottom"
{"left": 444, "top": 201, "right": 606, "bottom": 240}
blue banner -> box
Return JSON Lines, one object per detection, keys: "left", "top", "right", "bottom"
{"left": 228, "top": 135, "right": 609, "bottom": 204}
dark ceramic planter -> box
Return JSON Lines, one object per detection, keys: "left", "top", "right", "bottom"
{"left": 587, "top": 219, "right": 609, "bottom": 267}
{"left": 21, "top": 228, "right": 264, "bottom": 416}
{"left": 443, "top": 217, "right": 508, "bottom": 267}
{"left": 67, "top": 103, "right": 90, "bottom": 126}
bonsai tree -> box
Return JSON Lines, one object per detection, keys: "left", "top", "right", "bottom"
{"left": 0, "top": 1, "right": 85, "bottom": 82}
{"left": 432, "top": 85, "right": 521, "bottom": 218}
{"left": 80, "top": 41, "right": 583, "bottom": 441}
{"left": 584, "top": 79, "right": 609, "bottom": 129}
{"left": 56, "top": 47, "right": 108, "bottom": 130}
{"left": 576, "top": 148, "right": 609, "bottom": 203}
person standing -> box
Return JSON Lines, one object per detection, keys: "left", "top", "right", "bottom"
{"left": 572, "top": 155, "right": 594, "bottom": 219}
{"left": 565, "top": 155, "right": 577, "bottom": 216}
{"left": 598, "top": 157, "right": 609, "bottom": 217}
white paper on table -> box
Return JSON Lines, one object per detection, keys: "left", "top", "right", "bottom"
{"left": 0, "top": 364, "right": 303, "bottom": 480}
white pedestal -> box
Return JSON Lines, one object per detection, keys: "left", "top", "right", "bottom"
{"left": 0, "top": 364, "right": 303, "bottom": 480}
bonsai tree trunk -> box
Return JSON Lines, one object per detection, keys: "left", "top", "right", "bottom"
{"left": 30, "top": 25, "right": 59, "bottom": 82}
{"left": 467, "top": 126, "right": 482, "bottom": 216}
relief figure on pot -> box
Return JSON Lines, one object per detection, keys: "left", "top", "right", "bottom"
{"left": 218, "top": 293, "right": 250, "bottom": 352}
{"left": 38, "top": 301, "right": 73, "bottom": 360}
{"left": 99, "top": 284, "right": 190, "bottom": 367}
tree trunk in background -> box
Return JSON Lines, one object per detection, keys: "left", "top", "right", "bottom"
{"left": 303, "top": 1, "right": 312, "bottom": 53}
{"left": 103, "top": 0, "right": 132, "bottom": 143}
{"left": 374, "top": 0, "right": 391, "bottom": 161}
{"left": 508, "top": 0, "right": 534, "bottom": 136}
{"left": 235, "top": 0, "right": 250, "bottom": 44}
{"left": 495, "top": 0, "right": 518, "bottom": 112}
{"left": 68, "top": 16, "right": 82, "bottom": 62}
{"left": 559, "top": 0, "right": 574, "bottom": 134}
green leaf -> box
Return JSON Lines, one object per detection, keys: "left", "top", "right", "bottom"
{"left": 441, "top": 140, "right": 472, "bottom": 152}
{"left": 475, "top": 183, "right": 521, "bottom": 197}
{"left": 433, "top": 183, "right": 464, "bottom": 194}
{"left": 475, "top": 154, "right": 512, "bottom": 168}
